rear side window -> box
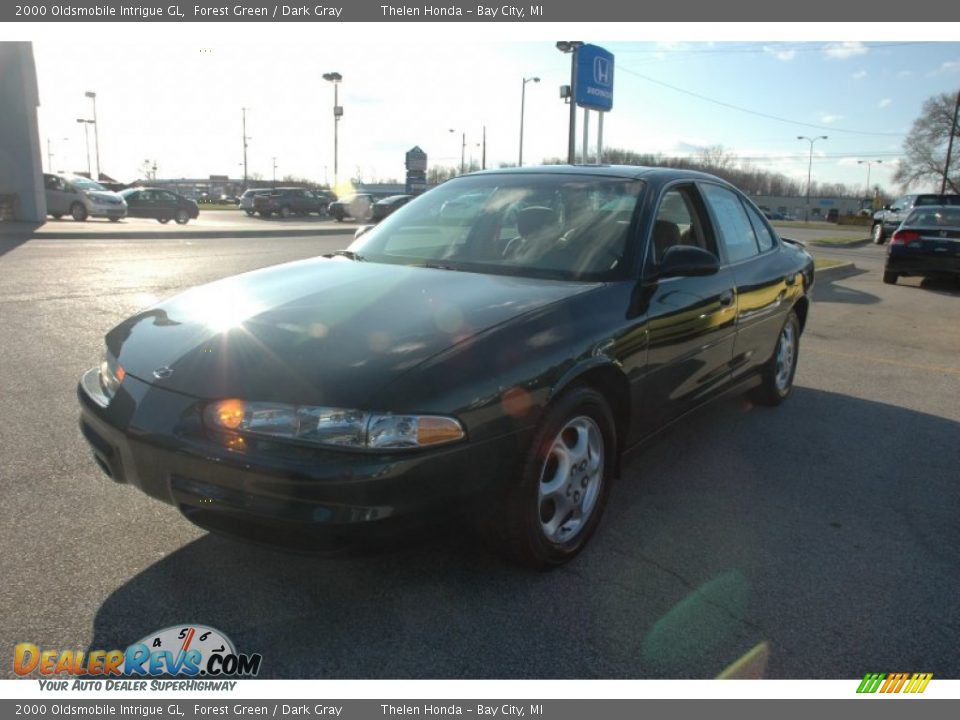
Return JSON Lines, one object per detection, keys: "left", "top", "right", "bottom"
{"left": 743, "top": 203, "right": 776, "bottom": 252}
{"left": 700, "top": 184, "right": 760, "bottom": 263}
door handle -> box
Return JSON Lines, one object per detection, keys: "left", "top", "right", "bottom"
{"left": 719, "top": 290, "right": 735, "bottom": 307}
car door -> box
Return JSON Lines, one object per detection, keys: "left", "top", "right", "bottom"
{"left": 124, "top": 190, "right": 147, "bottom": 218}
{"left": 885, "top": 195, "right": 912, "bottom": 234}
{"left": 700, "top": 185, "right": 794, "bottom": 380}
{"left": 631, "top": 183, "right": 738, "bottom": 434}
{"left": 156, "top": 191, "right": 179, "bottom": 220}
{"left": 44, "top": 174, "right": 68, "bottom": 215}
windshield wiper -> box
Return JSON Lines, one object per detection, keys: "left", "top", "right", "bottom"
{"left": 323, "top": 250, "right": 365, "bottom": 261}
{"left": 416, "top": 261, "right": 462, "bottom": 271}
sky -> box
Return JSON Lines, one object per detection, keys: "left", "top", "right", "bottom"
{"left": 23, "top": 28, "right": 960, "bottom": 196}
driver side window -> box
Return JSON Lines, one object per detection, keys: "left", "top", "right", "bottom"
{"left": 650, "top": 186, "right": 714, "bottom": 265}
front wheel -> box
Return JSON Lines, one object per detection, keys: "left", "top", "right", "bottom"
{"left": 245, "top": 209, "right": 255, "bottom": 217}
{"left": 493, "top": 386, "right": 616, "bottom": 569}
{"left": 882, "top": 271, "right": 898, "bottom": 285}
{"left": 279, "top": 206, "right": 292, "bottom": 219}
{"left": 751, "top": 310, "right": 800, "bottom": 407}
{"left": 70, "top": 202, "right": 88, "bottom": 222}
{"left": 872, "top": 223, "right": 885, "bottom": 244}
{"left": 174, "top": 209, "right": 190, "bottom": 225}
{"left": 158, "top": 217, "right": 170, "bottom": 224}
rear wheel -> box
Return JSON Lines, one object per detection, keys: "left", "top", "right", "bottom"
{"left": 751, "top": 310, "right": 800, "bottom": 407}
{"left": 158, "top": 217, "right": 170, "bottom": 224}
{"left": 279, "top": 206, "right": 292, "bottom": 218}
{"left": 882, "top": 271, "right": 898, "bottom": 285}
{"left": 493, "top": 386, "right": 615, "bottom": 569}
{"left": 174, "top": 209, "right": 190, "bottom": 225}
{"left": 70, "top": 202, "right": 88, "bottom": 222}
{"left": 872, "top": 223, "right": 885, "bottom": 244}
{"left": 245, "top": 209, "right": 255, "bottom": 217}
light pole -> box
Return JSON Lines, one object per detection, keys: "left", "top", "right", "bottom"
{"left": 272, "top": 157, "right": 278, "bottom": 187}
{"left": 556, "top": 41, "right": 583, "bottom": 165}
{"left": 76, "top": 118, "right": 95, "bottom": 178}
{"left": 519, "top": 76, "right": 540, "bottom": 167}
{"left": 241, "top": 107, "right": 251, "bottom": 191}
{"left": 449, "top": 129, "right": 466, "bottom": 174}
{"left": 857, "top": 159, "right": 883, "bottom": 207}
{"left": 798, "top": 135, "right": 828, "bottom": 221}
{"left": 322, "top": 72, "right": 343, "bottom": 191}
{"left": 85, "top": 91, "right": 100, "bottom": 180}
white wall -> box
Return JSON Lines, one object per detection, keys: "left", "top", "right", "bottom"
{"left": 0, "top": 42, "right": 44, "bottom": 222}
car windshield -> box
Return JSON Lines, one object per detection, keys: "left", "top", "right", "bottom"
{"left": 906, "top": 207, "right": 960, "bottom": 226}
{"left": 71, "top": 177, "right": 106, "bottom": 191}
{"left": 348, "top": 174, "right": 644, "bottom": 281}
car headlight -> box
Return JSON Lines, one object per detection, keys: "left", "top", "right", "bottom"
{"left": 203, "top": 399, "right": 465, "bottom": 450}
{"left": 98, "top": 349, "right": 126, "bottom": 401}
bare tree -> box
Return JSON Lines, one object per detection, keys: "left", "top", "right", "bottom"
{"left": 892, "top": 92, "right": 960, "bottom": 194}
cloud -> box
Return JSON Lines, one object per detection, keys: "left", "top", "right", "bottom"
{"left": 764, "top": 45, "right": 796, "bottom": 61}
{"left": 824, "top": 42, "right": 868, "bottom": 60}
{"left": 938, "top": 60, "right": 960, "bottom": 74}
{"left": 878, "top": 98, "right": 892, "bottom": 109}
{"left": 852, "top": 69, "right": 867, "bottom": 80}
{"left": 819, "top": 113, "right": 844, "bottom": 124}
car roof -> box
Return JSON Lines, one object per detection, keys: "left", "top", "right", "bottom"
{"left": 465, "top": 164, "right": 730, "bottom": 184}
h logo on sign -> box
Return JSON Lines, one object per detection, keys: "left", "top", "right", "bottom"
{"left": 593, "top": 57, "right": 612, "bottom": 87}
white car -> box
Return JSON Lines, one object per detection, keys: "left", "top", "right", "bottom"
{"left": 44, "top": 174, "right": 126, "bottom": 222}
{"left": 239, "top": 188, "right": 272, "bottom": 216}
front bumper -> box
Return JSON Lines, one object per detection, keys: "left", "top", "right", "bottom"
{"left": 77, "top": 369, "right": 527, "bottom": 547}
{"left": 89, "top": 204, "right": 126, "bottom": 219}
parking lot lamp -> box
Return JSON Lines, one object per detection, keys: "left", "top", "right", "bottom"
{"left": 322, "top": 72, "right": 343, "bottom": 191}
{"left": 76, "top": 118, "right": 94, "bottom": 179}
{"left": 519, "top": 76, "right": 540, "bottom": 167}
{"left": 449, "top": 129, "right": 466, "bottom": 174}
{"left": 798, "top": 135, "right": 828, "bottom": 222}
{"left": 272, "top": 157, "right": 278, "bottom": 187}
{"left": 556, "top": 42, "right": 583, "bottom": 165}
{"left": 85, "top": 92, "right": 100, "bottom": 180}
{"left": 856, "top": 159, "right": 883, "bottom": 204}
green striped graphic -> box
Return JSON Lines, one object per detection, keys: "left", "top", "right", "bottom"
{"left": 857, "top": 673, "right": 886, "bottom": 693}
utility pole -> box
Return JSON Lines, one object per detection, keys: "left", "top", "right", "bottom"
{"left": 798, "top": 135, "right": 828, "bottom": 222}
{"left": 941, "top": 89, "right": 960, "bottom": 195}
{"left": 242, "top": 107, "right": 250, "bottom": 191}
{"left": 556, "top": 42, "right": 583, "bottom": 165}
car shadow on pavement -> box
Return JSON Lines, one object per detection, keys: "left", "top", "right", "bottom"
{"left": 811, "top": 269, "right": 879, "bottom": 305}
{"left": 84, "top": 388, "right": 960, "bottom": 679}
{"left": 903, "top": 276, "right": 960, "bottom": 298}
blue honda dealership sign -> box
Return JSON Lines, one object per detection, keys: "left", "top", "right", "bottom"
{"left": 575, "top": 44, "right": 614, "bottom": 111}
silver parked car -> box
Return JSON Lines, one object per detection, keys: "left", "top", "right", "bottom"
{"left": 44, "top": 174, "right": 127, "bottom": 222}
{"left": 239, "top": 188, "right": 273, "bottom": 216}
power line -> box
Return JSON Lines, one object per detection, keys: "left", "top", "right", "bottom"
{"left": 610, "top": 41, "right": 925, "bottom": 56}
{"left": 618, "top": 66, "right": 908, "bottom": 137}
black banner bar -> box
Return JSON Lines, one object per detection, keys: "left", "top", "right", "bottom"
{"left": 2, "top": 0, "right": 959, "bottom": 22}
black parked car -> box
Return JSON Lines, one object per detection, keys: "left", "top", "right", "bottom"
{"left": 371, "top": 194, "right": 414, "bottom": 221}
{"left": 119, "top": 188, "right": 199, "bottom": 225}
{"left": 254, "top": 187, "right": 332, "bottom": 218}
{"left": 78, "top": 166, "right": 814, "bottom": 568}
{"left": 883, "top": 205, "right": 960, "bottom": 285}
{"left": 328, "top": 193, "right": 378, "bottom": 222}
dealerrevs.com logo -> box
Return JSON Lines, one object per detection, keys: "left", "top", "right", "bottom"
{"left": 14, "top": 625, "right": 262, "bottom": 689}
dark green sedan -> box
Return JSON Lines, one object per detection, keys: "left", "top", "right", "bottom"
{"left": 79, "top": 166, "right": 814, "bottom": 568}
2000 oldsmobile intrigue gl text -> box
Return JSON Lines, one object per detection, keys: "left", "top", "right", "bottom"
{"left": 78, "top": 166, "right": 814, "bottom": 568}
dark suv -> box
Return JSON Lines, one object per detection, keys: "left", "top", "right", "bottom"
{"left": 253, "top": 188, "right": 333, "bottom": 218}
{"left": 872, "top": 193, "right": 960, "bottom": 244}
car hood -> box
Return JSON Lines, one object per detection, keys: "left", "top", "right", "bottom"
{"left": 107, "top": 257, "right": 599, "bottom": 406}
{"left": 88, "top": 191, "right": 125, "bottom": 204}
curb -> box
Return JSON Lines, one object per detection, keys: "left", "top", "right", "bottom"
{"left": 816, "top": 261, "right": 857, "bottom": 280}
{"left": 0, "top": 226, "right": 357, "bottom": 241}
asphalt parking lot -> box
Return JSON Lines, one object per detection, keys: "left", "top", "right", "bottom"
{"left": 1, "top": 224, "right": 957, "bottom": 679}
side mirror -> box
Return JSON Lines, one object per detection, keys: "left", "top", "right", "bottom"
{"left": 659, "top": 245, "right": 720, "bottom": 278}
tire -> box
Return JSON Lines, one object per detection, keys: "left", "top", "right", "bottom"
{"left": 70, "top": 202, "right": 88, "bottom": 222}
{"left": 279, "top": 206, "right": 292, "bottom": 219}
{"left": 174, "top": 209, "right": 190, "bottom": 225}
{"left": 108, "top": 217, "right": 121, "bottom": 223}
{"left": 50, "top": 213, "right": 63, "bottom": 220}
{"left": 751, "top": 310, "right": 800, "bottom": 407}
{"left": 245, "top": 210, "right": 255, "bottom": 217}
{"left": 493, "top": 386, "right": 616, "bottom": 569}
{"left": 872, "top": 223, "right": 885, "bottom": 244}
{"left": 158, "top": 217, "right": 171, "bottom": 224}
{"left": 882, "top": 271, "right": 898, "bottom": 285}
